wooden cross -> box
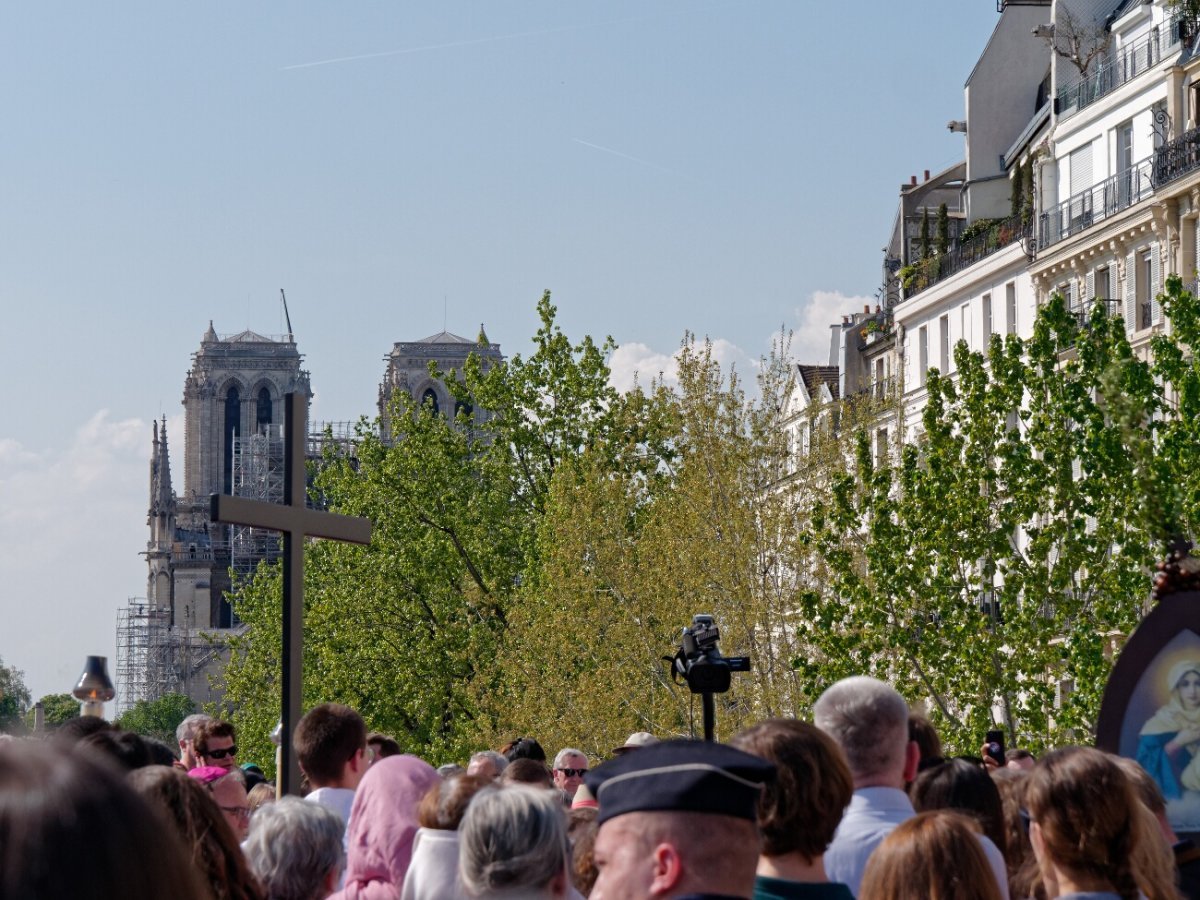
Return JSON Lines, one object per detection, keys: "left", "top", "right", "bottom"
{"left": 210, "top": 392, "right": 372, "bottom": 795}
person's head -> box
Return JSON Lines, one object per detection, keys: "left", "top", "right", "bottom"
{"left": 1025, "top": 746, "right": 1139, "bottom": 899}
{"left": 52, "top": 715, "right": 112, "bottom": 745}
{"left": 194, "top": 719, "right": 238, "bottom": 770}
{"left": 908, "top": 714, "right": 943, "bottom": 769}
{"left": 438, "top": 763, "right": 465, "bottom": 778}
{"left": 79, "top": 728, "right": 153, "bottom": 771}
{"left": 341, "top": 755, "right": 440, "bottom": 896}
{"left": 144, "top": 737, "right": 180, "bottom": 767}
{"left": 417, "top": 773, "right": 493, "bottom": 830}
{"left": 1171, "top": 661, "right": 1200, "bottom": 711}
{"left": 988, "top": 767, "right": 1032, "bottom": 890}
{"left": 467, "top": 750, "right": 509, "bottom": 780}
{"left": 585, "top": 739, "right": 773, "bottom": 899}
{"left": 189, "top": 766, "right": 252, "bottom": 842}
{"left": 814, "top": 676, "right": 916, "bottom": 788}
{"left": 367, "top": 732, "right": 402, "bottom": 763}
{"left": 611, "top": 732, "right": 659, "bottom": 756}
{"left": 502, "top": 757, "right": 553, "bottom": 788}
{"left": 1005, "top": 748, "right": 1036, "bottom": 771}
{"left": 568, "top": 808, "right": 599, "bottom": 897}
{"left": 0, "top": 740, "right": 210, "bottom": 900}
{"left": 1111, "top": 755, "right": 1179, "bottom": 900}
{"left": 501, "top": 736, "right": 546, "bottom": 763}
{"left": 552, "top": 748, "right": 589, "bottom": 798}
{"left": 459, "top": 785, "right": 571, "bottom": 898}
{"left": 730, "top": 718, "right": 853, "bottom": 865}
{"left": 129, "top": 765, "right": 261, "bottom": 900}
{"left": 245, "top": 796, "right": 345, "bottom": 900}
{"left": 247, "top": 781, "right": 277, "bottom": 815}
{"left": 293, "top": 703, "right": 368, "bottom": 790}
{"left": 910, "top": 758, "right": 1007, "bottom": 859}
{"left": 176, "top": 713, "right": 213, "bottom": 769}
{"left": 858, "top": 810, "right": 1003, "bottom": 900}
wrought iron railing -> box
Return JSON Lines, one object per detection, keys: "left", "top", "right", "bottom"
{"left": 901, "top": 213, "right": 1029, "bottom": 299}
{"left": 1057, "top": 20, "right": 1184, "bottom": 118}
{"left": 1037, "top": 157, "right": 1154, "bottom": 249}
{"left": 1153, "top": 126, "right": 1200, "bottom": 188}
{"left": 1141, "top": 301, "right": 1153, "bottom": 329}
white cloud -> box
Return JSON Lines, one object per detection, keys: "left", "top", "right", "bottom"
{"left": 0, "top": 411, "right": 170, "bottom": 703}
{"left": 608, "top": 338, "right": 757, "bottom": 394}
{"left": 790, "top": 290, "right": 875, "bottom": 366}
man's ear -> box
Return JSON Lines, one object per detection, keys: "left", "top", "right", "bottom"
{"left": 902, "top": 739, "right": 920, "bottom": 783}
{"left": 649, "top": 842, "right": 683, "bottom": 895}
{"left": 348, "top": 747, "right": 366, "bottom": 774}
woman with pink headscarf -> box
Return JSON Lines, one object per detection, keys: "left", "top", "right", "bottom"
{"left": 330, "top": 754, "right": 440, "bottom": 900}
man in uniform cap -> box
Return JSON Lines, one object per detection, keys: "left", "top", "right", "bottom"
{"left": 585, "top": 739, "right": 774, "bottom": 899}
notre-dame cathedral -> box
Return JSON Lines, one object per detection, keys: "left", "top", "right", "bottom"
{"left": 117, "top": 322, "right": 502, "bottom": 711}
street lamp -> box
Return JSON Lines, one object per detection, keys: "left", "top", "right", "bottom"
{"left": 72, "top": 656, "right": 115, "bottom": 717}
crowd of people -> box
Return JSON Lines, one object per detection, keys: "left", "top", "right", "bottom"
{"left": 1, "top": 674, "right": 1197, "bottom": 899}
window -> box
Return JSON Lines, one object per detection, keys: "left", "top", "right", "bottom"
{"left": 874, "top": 358, "right": 886, "bottom": 399}
{"left": 1095, "top": 266, "right": 1109, "bottom": 301}
{"left": 1006, "top": 283, "right": 1017, "bottom": 335}
{"left": 422, "top": 388, "right": 440, "bottom": 415}
{"left": 256, "top": 387, "right": 272, "bottom": 430}
{"left": 1138, "top": 250, "right": 1153, "bottom": 328}
{"left": 982, "top": 293, "right": 992, "bottom": 342}
{"left": 876, "top": 427, "right": 889, "bottom": 464}
{"left": 939, "top": 315, "right": 950, "bottom": 373}
{"left": 223, "top": 386, "right": 240, "bottom": 495}
{"left": 919, "top": 326, "right": 929, "bottom": 387}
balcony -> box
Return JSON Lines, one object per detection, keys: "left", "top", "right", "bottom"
{"left": 1057, "top": 19, "right": 1184, "bottom": 120}
{"left": 899, "top": 214, "right": 1029, "bottom": 300}
{"left": 1037, "top": 157, "right": 1154, "bottom": 250}
{"left": 1153, "top": 126, "right": 1200, "bottom": 188}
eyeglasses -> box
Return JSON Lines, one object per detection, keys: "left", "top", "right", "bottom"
{"left": 204, "top": 746, "right": 237, "bottom": 760}
{"left": 219, "top": 805, "right": 251, "bottom": 821}
{"left": 556, "top": 767, "right": 588, "bottom": 778}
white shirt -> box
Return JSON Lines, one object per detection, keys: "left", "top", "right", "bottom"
{"left": 824, "top": 787, "right": 1008, "bottom": 898}
{"left": 305, "top": 784, "right": 356, "bottom": 890}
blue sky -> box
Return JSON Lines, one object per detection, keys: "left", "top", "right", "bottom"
{"left": 0, "top": 1, "right": 1002, "bottom": 702}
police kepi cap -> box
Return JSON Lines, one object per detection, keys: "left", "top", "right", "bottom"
{"left": 583, "top": 739, "right": 774, "bottom": 825}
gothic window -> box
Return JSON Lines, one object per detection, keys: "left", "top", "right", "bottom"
{"left": 422, "top": 388, "right": 440, "bottom": 415}
{"left": 257, "top": 387, "right": 272, "bottom": 430}
{"left": 223, "top": 386, "right": 240, "bottom": 494}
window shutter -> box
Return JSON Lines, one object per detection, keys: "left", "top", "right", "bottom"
{"left": 1109, "top": 266, "right": 1118, "bottom": 305}
{"left": 1085, "top": 270, "right": 1095, "bottom": 304}
{"left": 1151, "top": 243, "right": 1162, "bottom": 325}
{"left": 1125, "top": 251, "right": 1137, "bottom": 334}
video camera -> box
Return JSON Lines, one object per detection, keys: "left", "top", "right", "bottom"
{"left": 671, "top": 614, "right": 751, "bottom": 695}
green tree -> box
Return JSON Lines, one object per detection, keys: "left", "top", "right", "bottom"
{"left": 25, "top": 693, "right": 79, "bottom": 731}
{"left": 919, "top": 208, "right": 932, "bottom": 261}
{"left": 115, "top": 693, "right": 196, "bottom": 746}
{"left": 0, "top": 658, "right": 31, "bottom": 734}
{"left": 936, "top": 203, "right": 950, "bottom": 257}
{"left": 221, "top": 292, "right": 620, "bottom": 771}
{"left": 808, "top": 291, "right": 1168, "bottom": 753}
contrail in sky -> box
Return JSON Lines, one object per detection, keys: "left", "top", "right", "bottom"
{"left": 282, "top": 21, "right": 612, "bottom": 71}
{"left": 571, "top": 138, "right": 686, "bottom": 178}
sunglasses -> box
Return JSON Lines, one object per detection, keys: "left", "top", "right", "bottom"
{"left": 556, "top": 767, "right": 588, "bottom": 778}
{"left": 219, "top": 805, "right": 251, "bottom": 821}
{"left": 204, "top": 746, "right": 237, "bottom": 760}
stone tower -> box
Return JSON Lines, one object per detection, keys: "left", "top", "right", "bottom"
{"left": 378, "top": 325, "right": 502, "bottom": 437}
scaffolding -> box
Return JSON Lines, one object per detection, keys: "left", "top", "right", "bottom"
{"left": 230, "top": 425, "right": 286, "bottom": 578}
{"left": 115, "top": 598, "right": 172, "bottom": 715}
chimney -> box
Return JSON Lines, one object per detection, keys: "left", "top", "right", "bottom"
{"left": 910, "top": 175, "right": 917, "bottom": 186}
{"left": 924, "top": 169, "right": 931, "bottom": 181}
{"left": 864, "top": 305, "right": 870, "bottom": 315}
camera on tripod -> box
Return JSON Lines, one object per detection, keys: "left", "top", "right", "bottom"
{"left": 672, "top": 614, "right": 750, "bottom": 695}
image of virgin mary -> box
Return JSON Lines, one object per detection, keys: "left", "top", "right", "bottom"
{"left": 1138, "top": 660, "right": 1200, "bottom": 800}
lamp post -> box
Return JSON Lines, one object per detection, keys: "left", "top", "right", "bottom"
{"left": 72, "top": 656, "right": 115, "bottom": 717}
